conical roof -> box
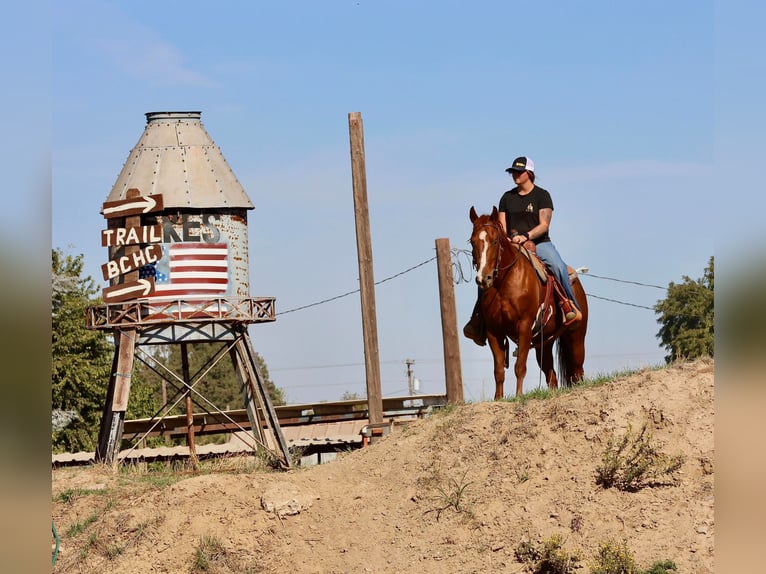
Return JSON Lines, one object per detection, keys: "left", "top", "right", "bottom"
{"left": 105, "top": 111, "right": 254, "bottom": 209}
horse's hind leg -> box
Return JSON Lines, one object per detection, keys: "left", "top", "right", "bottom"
{"left": 536, "top": 342, "right": 558, "bottom": 390}
{"left": 562, "top": 331, "right": 586, "bottom": 385}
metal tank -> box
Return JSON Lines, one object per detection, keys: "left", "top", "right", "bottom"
{"left": 104, "top": 111, "right": 253, "bottom": 300}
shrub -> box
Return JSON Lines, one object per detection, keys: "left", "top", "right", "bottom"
{"left": 515, "top": 534, "right": 581, "bottom": 574}
{"left": 590, "top": 539, "right": 638, "bottom": 573}
{"left": 595, "top": 422, "right": 684, "bottom": 491}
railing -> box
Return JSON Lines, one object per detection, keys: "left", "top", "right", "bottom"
{"left": 86, "top": 297, "right": 276, "bottom": 329}
{"left": 121, "top": 394, "right": 448, "bottom": 439}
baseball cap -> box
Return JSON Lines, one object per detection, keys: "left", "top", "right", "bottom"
{"left": 505, "top": 156, "right": 535, "bottom": 173}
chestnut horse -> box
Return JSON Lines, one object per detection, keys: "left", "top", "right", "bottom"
{"left": 469, "top": 206, "right": 588, "bottom": 398}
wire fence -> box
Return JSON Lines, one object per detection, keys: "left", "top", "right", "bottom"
{"left": 278, "top": 248, "right": 667, "bottom": 316}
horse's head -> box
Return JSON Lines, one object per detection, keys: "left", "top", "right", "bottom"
{"left": 469, "top": 206, "right": 506, "bottom": 289}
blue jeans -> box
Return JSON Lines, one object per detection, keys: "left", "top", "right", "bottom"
{"left": 535, "top": 241, "right": 580, "bottom": 310}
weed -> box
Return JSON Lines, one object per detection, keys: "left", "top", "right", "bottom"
{"left": 514, "top": 534, "right": 581, "bottom": 574}
{"left": 104, "top": 543, "right": 125, "bottom": 560}
{"left": 514, "top": 462, "right": 531, "bottom": 484}
{"left": 66, "top": 512, "right": 100, "bottom": 537}
{"left": 55, "top": 487, "right": 104, "bottom": 503}
{"left": 595, "top": 422, "right": 685, "bottom": 491}
{"left": 589, "top": 540, "right": 677, "bottom": 574}
{"left": 426, "top": 470, "right": 473, "bottom": 521}
{"left": 641, "top": 560, "right": 677, "bottom": 573}
{"left": 192, "top": 534, "right": 226, "bottom": 573}
{"left": 590, "top": 539, "right": 638, "bottom": 573}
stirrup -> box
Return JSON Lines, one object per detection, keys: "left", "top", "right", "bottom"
{"left": 563, "top": 304, "right": 582, "bottom": 326}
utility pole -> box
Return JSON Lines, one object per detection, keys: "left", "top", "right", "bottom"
{"left": 435, "top": 238, "right": 464, "bottom": 404}
{"left": 348, "top": 112, "right": 383, "bottom": 425}
{"left": 406, "top": 359, "right": 415, "bottom": 396}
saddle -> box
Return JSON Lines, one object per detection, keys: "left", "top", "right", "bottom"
{"left": 518, "top": 240, "right": 581, "bottom": 343}
{"left": 518, "top": 241, "right": 580, "bottom": 285}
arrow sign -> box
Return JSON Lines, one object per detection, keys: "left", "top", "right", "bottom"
{"left": 102, "top": 278, "right": 155, "bottom": 303}
{"left": 101, "top": 224, "right": 163, "bottom": 247}
{"left": 102, "top": 244, "right": 164, "bottom": 280}
{"left": 102, "top": 194, "right": 164, "bottom": 219}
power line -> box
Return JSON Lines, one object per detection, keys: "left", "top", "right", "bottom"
{"left": 277, "top": 256, "right": 436, "bottom": 315}
{"left": 580, "top": 272, "right": 666, "bottom": 290}
{"left": 276, "top": 249, "right": 669, "bottom": 317}
{"left": 587, "top": 292, "right": 655, "bottom": 310}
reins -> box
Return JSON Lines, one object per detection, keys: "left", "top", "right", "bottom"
{"left": 474, "top": 221, "right": 518, "bottom": 284}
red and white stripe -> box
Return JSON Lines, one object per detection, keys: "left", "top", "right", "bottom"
{"left": 152, "top": 242, "right": 228, "bottom": 298}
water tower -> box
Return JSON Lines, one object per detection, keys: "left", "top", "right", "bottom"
{"left": 86, "top": 111, "right": 290, "bottom": 467}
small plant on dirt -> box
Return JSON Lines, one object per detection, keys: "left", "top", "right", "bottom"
{"left": 514, "top": 462, "right": 531, "bottom": 484}
{"left": 66, "top": 511, "right": 100, "bottom": 537}
{"left": 514, "top": 534, "right": 581, "bottom": 574}
{"left": 641, "top": 560, "right": 677, "bottom": 574}
{"left": 192, "top": 534, "right": 226, "bottom": 573}
{"left": 589, "top": 540, "right": 677, "bottom": 574}
{"left": 55, "top": 487, "right": 105, "bottom": 503}
{"left": 590, "top": 539, "right": 638, "bottom": 573}
{"left": 595, "top": 422, "right": 685, "bottom": 491}
{"left": 104, "top": 542, "right": 125, "bottom": 560}
{"left": 425, "top": 469, "right": 473, "bottom": 521}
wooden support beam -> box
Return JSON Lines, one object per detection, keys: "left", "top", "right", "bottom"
{"left": 436, "top": 238, "right": 464, "bottom": 403}
{"left": 348, "top": 112, "right": 383, "bottom": 425}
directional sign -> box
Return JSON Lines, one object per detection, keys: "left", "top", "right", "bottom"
{"left": 101, "top": 224, "right": 163, "bottom": 247}
{"left": 102, "top": 194, "right": 164, "bottom": 219}
{"left": 102, "top": 244, "right": 163, "bottom": 280}
{"left": 102, "top": 278, "right": 155, "bottom": 303}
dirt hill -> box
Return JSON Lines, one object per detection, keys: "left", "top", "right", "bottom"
{"left": 52, "top": 359, "right": 714, "bottom": 573}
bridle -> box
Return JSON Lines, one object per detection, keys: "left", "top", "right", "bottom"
{"left": 472, "top": 221, "right": 518, "bottom": 285}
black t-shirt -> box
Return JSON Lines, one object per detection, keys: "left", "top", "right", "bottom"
{"left": 497, "top": 185, "right": 554, "bottom": 244}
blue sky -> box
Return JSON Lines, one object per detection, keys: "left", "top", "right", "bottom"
{"left": 44, "top": 0, "right": 751, "bottom": 404}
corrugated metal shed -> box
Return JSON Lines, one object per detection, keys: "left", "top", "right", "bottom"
{"left": 105, "top": 111, "right": 254, "bottom": 209}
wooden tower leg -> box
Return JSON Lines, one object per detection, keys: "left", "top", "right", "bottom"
{"left": 180, "top": 343, "right": 198, "bottom": 469}
{"left": 230, "top": 344, "right": 267, "bottom": 449}
{"left": 96, "top": 328, "right": 137, "bottom": 463}
{"left": 233, "top": 328, "right": 292, "bottom": 468}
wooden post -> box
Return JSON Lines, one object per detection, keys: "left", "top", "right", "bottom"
{"left": 348, "top": 112, "right": 383, "bottom": 425}
{"left": 436, "top": 238, "right": 464, "bottom": 403}
{"left": 181, "top": 343, "right": 198, "bottom": 469}
{"left": 96, "top": 189, "right": 142, "bottom": 463}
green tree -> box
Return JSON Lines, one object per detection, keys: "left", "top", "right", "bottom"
{"left": 654, "top": 256, "right": 714, "bottom": 363}
{"left": 51, "top": 249, "right": 113, "bottom": 453}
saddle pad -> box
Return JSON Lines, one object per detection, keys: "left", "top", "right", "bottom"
{"left": 519, "top": 245, "right": 581, "bottom": 285}
{"left": 519, "top": 245, "right": 549, "bottom": 283}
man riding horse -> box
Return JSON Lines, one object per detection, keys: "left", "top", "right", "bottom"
{"left": 464, "top": 156, "right": 583, "bottom": 347}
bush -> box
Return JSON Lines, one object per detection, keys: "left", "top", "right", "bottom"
{"left": 515, "top": 534, "right": 581, "bottom": 574}
{"left": 590, "top": 539, "right": 638, "bottom": 573}
{"left": 595, "top": 422, "right": 684, "bottom": 491}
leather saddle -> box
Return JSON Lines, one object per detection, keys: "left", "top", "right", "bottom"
{"left": 517, "top": 241, "right": 580, "bottom": 344}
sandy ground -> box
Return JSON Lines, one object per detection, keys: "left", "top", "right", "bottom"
{"left": 52, "top": 359, "right": 714, "bottom": 573}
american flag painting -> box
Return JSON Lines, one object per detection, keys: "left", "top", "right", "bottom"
{"left": 139, "top": 242, "right": 229, "bottom": 298}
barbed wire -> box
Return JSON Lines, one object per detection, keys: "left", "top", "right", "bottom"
{"left": 586, "top": 293, "right": 656, "bottom": 310}
{"left": 277, "top": 248, "right": 668, "bottom": 316}
{"left": 278, "top": 256, "right": 437, "bottom": 315}
{"left": 580, "top": 272, "right": 666, "bottom": 290}
{"left": 451, "top": 248, "right": 475, "bottom": 284}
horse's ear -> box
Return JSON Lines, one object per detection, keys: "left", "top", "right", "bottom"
{"left": 469, "top": 206, "right": 478, "bottom": 223}
{"left": 491, "top": 206, "right": 498, "bottom": 220}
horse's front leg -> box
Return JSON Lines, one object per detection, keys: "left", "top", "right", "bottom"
{"left": 487, "top": 333, "right": 506, "bottom": 400}
{"left": 513, "top": 330, "right": 534, "bottom": 397}
{"left": 535, "top": 342, "right": 558, "bottom": 391}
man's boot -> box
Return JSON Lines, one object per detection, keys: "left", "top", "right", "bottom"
{"left": 561, "top": 298, "right": 582, "bottom": 326}
{"left": 463, "top": 312, "right": 486, "bottom": 346}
